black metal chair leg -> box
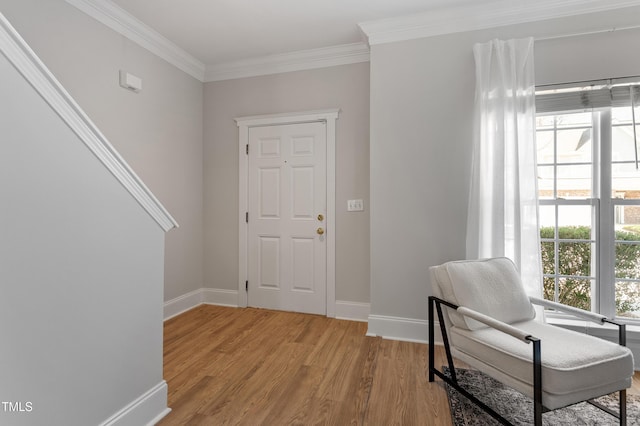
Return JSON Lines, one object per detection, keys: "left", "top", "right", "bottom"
{"left": 529, "top": 337, "right": 542, "bottom": 426}
{"left": 435, "top": 302, "right": 457, "bottom": 384}
{"left": 428, "top": 296, "right": 435, "bottom": 382}
{"left": 620, "top": 389, "right": 627, "bottom": 426}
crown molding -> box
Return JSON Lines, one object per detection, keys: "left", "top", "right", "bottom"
{"left": 65, "top": 0, "right": 205, "bottom": 81}
{"left": 62, "top": 0, "right": 640, "bottom": 81}
{"left": 0, "top": 11, "right": 178, "bottom": 232}
{"left": 359, "top": 0, "right": 640, "bottom": 45}
{"left": 204, "top": 43, "right": 370, "bottom": 82}
{"left": 66, "top": 0, "right": 369, "bottom": 82}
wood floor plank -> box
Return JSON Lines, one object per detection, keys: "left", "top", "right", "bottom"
{"left": 252, "top": 364, "right": 323, "bottom": 425}
{"left": 364, "top": 340, "right": 433, "bottom": 425}
{"left": 159, "top": 305, "right": 639, "bottom": 426}
{"left": 333, "top": 336, "right": 381, "bottom": 424}
{"left": 201, "top": 342, "right": 311, "bottom": 423}
{"left": 162, "top": 375, "right": 230, "bottom": 425}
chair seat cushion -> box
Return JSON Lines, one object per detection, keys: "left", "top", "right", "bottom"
{"left": 451, "top": 320, "right": 634, "bottom": 402}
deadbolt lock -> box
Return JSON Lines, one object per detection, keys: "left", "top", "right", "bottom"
{"left": 317, "top": 214, "right": 324, "bottom": 221}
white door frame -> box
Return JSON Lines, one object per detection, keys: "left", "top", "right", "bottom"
{"left": 236, "top": 109, "right": 339, "bottom": 317}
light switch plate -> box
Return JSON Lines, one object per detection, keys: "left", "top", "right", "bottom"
{"left": 347, "top": 199, "right": 364, "bottom": 212}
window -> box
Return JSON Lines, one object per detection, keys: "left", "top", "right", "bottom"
{"left": 536, "top": 82, "right": 640, "bottom": 320}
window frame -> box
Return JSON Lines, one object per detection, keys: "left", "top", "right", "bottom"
{"left": 536, "top": 107, "right": 640, "bottom": 323}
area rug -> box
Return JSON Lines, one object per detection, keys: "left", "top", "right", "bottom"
{"left": 443, "top": 367, "right": 640, "bottom": 425}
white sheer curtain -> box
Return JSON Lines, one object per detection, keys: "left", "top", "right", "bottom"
{"left": 466, "top": 37, "right": 542, "bottom": 298}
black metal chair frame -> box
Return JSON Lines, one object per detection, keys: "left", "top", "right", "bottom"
{"left": 428, "top": 295, "right": 628, "bottom": 426}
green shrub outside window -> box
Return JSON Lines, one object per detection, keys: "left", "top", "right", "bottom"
{"left": 540, "top": 226, "right": 640, "bottom": 316}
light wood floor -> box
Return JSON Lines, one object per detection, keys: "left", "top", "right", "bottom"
{"left": 159, "top": 305, "right": 639, "bottom": 426}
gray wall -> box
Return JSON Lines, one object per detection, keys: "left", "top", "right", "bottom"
{"left": 0, "top": 48, "right": 165, "bottom": 425}
{"left": 203, "top": 63, "right": 370, "bottom": 303}
{"left": 0, "top": 0, "right": 204, "bottom": 301}
{"left": 369, "top": 6, "right": 640, "bottom": 323}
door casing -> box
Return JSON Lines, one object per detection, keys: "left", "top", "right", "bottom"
{"left": 236, "top": 109, "right": 339, "bottom": 317}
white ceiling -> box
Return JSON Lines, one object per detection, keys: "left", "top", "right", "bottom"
{"left": 109, "top": 0, "right": 477, "bottom": 66}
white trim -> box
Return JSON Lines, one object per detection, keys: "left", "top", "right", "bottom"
{"left": 325, "top": 112, "right": 337, "bottom": 318}
{"left": 335, "top": 301, "right": 370, "bottom": 322}
{"left": 202, "top": 288, "right": 239, "bottom": 308}
{"left": 359, "top": 0, "right": 640, "bottom": 45}
{"left": 236, "top": 109, "right": 340, "bottom": 317}
{"left": 163, "top": 288, "right": 203, "bottom": 321}
{"left": 432, "top": 321, "right": 443, "bottom": 345}
{"left": 99, "top": 381, "right": 170, "bottom": 426}
{"left": 65, "top": 1, "right": 369, "bottom": 82}
{"left": 163, "top": 288, "right": 240, "bottom": 320}
{"left": 164, "top": 289, "right": 375, "bottom": 322}
{"left": 0, "top": 11, "right": 178, "bottom": 232}
{"left": 63, "top": 0, "right": 640, "bottom": 79}
{"left": 165, "top": 289, "right": 372, "bottom": 324}
{"left": 204, "top": 43, "right": 370, "bottom": 82}
{"left": 238, "top": 125, "right": 250, "bottom": 309}
{"left": 235, "top": 109, "right": 340, "bottom": 128}
{"left": 65, "top": 0, "right": 205, "bottom": 81}
{"left": 366, "top": 314, "right": 431, "bottom": 344}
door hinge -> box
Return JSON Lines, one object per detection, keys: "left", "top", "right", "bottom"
{"left": 246, "top": 144, "right": 249, "bottom": 155}
{"left": 245, "top": 280, "right": 248, "bottom": 292}
{"left": 245, "top": 212, "right": 249, "bottom": 223}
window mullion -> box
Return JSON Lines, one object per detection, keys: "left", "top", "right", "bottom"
{"left": 598, "top": 109, "right": 616, "bottom": 318}
{"left": 553, "top": 117, "right": 559, "bottom": 303}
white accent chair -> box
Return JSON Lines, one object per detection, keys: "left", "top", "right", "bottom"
{"left": 428, "top": 257, "right": 634, "bottom": 426}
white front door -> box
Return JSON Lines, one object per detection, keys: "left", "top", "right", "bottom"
{"left": 247, "top": 122, "right": 327, "bottom": 315}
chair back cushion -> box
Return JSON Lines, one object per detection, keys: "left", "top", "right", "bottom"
{"left": 430, "top": 257, "right": 535, "bottom": 330}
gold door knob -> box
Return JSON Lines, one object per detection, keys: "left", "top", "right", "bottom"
{"left": 317, "top": 227, "right": 325, "bottom": 235}
{"left": 317, "top": 214, "right": 324, "bottom": 221}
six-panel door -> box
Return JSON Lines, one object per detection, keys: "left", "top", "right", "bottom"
{"left": 247, "top": 121, "right": 327, "bottom": 314}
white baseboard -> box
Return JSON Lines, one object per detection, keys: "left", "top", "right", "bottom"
{"left": 164, "top": 289, "right": 370, "bottom": 324}
{"left": 202, "top": 288, "right": 239, "bottom": 307}
{"left": 335, "top": 300, "right": 370, "bottom": 322}
{"left": 432, "top": 321, "right": 443, "bottom": 344}
{"left": 367, "top": 314, "right": 442, "bottom": 344}
{"left": 164, "top": 288, "right": 240, "bottom": 320}
{"left": 163, "top": 289, "right": 204, "bottom": 320}
{"left": 100, "top": 381, "right": 170, "bottom": 426}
